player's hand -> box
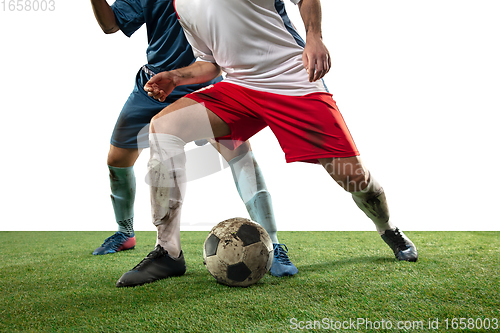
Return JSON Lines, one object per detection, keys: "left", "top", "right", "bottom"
{"left": 302, "top": 37, "right": 331, "bottom": 82}
{"left": 144, "top": 72, "right": 176, "bottom": 102}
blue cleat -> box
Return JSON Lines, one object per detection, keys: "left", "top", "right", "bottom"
{"left": 381, "top": 228, "right": 418, "bottom": 262}
{"left": 270, "top": 243, "right": 298, "bottom": 277}
{"left": 93, "top": 231, "right": 136, "bottom": 255}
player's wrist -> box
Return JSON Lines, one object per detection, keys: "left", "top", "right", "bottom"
{"left": 165, "top": 71, "right": 181, "bottom": 87}
{"left": 305, "top": 29, "right": 323, "bottom": 41}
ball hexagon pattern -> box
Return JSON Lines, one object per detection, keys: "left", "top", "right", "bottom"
{"left": 203, "top": 217, "right": 273, "bottom": 287}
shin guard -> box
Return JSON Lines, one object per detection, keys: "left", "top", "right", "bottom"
{"left": 147, "top": 133, "right": 187, "bottom": 256}
{"left": 351, "top": 176, "right": 395, "bottom": 235}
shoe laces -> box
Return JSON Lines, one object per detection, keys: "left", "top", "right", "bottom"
{"left": 273, "top": 244, "right": 293, "bottom": 266}
{"left": 132, "top": 245, "right": 166, "bottom": 270}
{"left": 101, "top": 232, "right": 128, "bottom": 249}
{"left": 387, "top": 228, "right": 409, "bottom": 251}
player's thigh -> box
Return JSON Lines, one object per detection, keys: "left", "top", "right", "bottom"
{"left": 150, "top": 97, "right": 231, "bottom": 142}
{"left": 319, "top": 156, "right": 369, "bottom": 192}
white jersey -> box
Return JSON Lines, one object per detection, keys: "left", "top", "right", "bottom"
{"left": 174, "top": 0, "right": 327, "bottom": 96}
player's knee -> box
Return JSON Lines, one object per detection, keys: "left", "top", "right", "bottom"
{"left": 321, "top": 156, "right": 369, "bottom": 192}
{"left": 150, "top": 113, "right": 180, "bottom": 136}
{"left": 107, "top": 151, "right": 122, "bottom": 167}
{"left": 150, "top": 113, "right": 163, "bottom": 133}
{"left": 150, "top": 112, "right": 171, "bottom": 132}
{"left": 348, "top": 172, "right": 369, "bottom": 193}
{"left": 335, "top": 169, "right": 369, "bottom": 193}
{"left": 107, "top": 146, "right": 138, "bottom": 167}
{"left": 151, "top": 112, "right": 162, "bottom": 123}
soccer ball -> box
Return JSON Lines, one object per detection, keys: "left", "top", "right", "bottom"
{"left": 203, "top": 217, "right": 273, "bottom": 287}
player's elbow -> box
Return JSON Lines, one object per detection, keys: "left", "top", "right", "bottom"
{"left": 102, "top": 25, "right": 120, "bottom": 34}
{"left": 98, "top": 19, "right": 119, "bottom": 34}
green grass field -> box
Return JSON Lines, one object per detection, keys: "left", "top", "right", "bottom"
{"left": 1, "top": 231, "right": 499, "bottom": 332}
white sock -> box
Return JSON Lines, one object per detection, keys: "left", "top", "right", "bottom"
{"left": 351, "top": 176, "right": 395, "bottom": 235}
{"left": 148, "top": 133, "right": 187, "bottom": 257}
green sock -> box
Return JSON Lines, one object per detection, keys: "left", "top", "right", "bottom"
{"left": 109, "top": 166, "right": 136, "bottom": 236}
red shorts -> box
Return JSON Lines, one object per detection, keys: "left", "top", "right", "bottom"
{"left": 186, "top": 82, "right": 359, "bottom": 163}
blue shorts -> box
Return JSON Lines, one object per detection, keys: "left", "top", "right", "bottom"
{"left": 111, "top": 66, "right": 222, "bottom": 149}
{"left": 110, "top": 67, "right": 170, "bottom": 149}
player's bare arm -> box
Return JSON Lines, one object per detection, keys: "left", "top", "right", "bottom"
{"left": 144, "top": 61, "right": 222, "bottom": 102}
{"left": 298, "top": 0, "right": 331, "bottom": 82}
{"left": 90, "top": 0, "right": 120, "bottom": 34}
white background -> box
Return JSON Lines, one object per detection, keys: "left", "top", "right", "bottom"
{"left": 0, "top": 0, "right": 499, "bottom": 232}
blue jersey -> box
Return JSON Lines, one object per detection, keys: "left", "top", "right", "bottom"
{"left": 111, "top": 0, "right": 192, "bottom": 72}
{"left": 111, "top": 0, "right": 309, "bottom": 100}
{"left": 111, "top": 0, "right": 221, "bottom": 101}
